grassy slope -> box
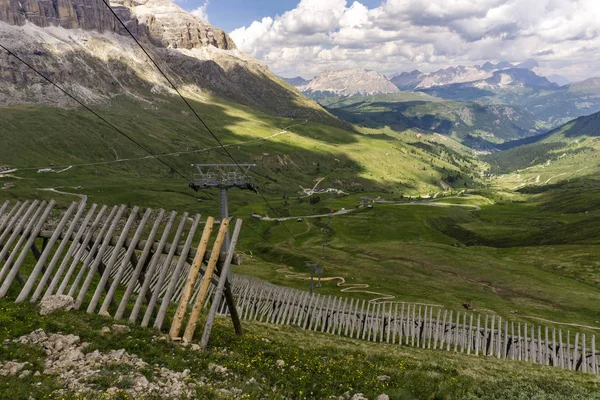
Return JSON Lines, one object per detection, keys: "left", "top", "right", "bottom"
{"left": 1, "top": 94, "right": 599, "bottom": 328}
{"left": 2, "top": 90, "right": 600, "bottom": 395}
{"left": 486, "top": 111, "right": 600, "bottom": 189}
{"left": 0, "top": 300, "right": 598, "bottom": 400}
{"left": 0, "top": 94, "right": 479, "bottom": 206}
{"left": 233, "top": 191, "right": 600, "bottom": 334}
{"left": 323, "top": 95, "right": 540, "bottom": 145}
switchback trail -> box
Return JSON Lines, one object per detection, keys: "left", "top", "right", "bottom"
{"left": 275, "top": 266, "right": 442, "bottom": 306}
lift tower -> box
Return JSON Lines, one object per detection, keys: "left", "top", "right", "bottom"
{"left": 189, "top": 164, "right": 257, "bottom": 258}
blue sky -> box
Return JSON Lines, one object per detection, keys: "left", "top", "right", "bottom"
{"left": 183, "top": 0, "right": 382, "bottom": 33}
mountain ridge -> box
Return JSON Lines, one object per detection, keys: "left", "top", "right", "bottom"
{"left": 0, "top": 0, "right": 336, "bottom": 122}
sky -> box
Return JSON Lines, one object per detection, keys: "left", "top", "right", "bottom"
{"left": 182, "top": 0, "right": 600, "bottom": 82}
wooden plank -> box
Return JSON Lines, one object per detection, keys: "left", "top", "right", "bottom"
{"left": 453, "top": 311, "right": 459, "bottom": 352}
{"left": 115, "top": 209, "right": 166, "bottom": 319}
{"left": 438, "top": 310, "right": 448, "bottom": 349}
{"left": 45, "top": 204, "right": 98, "bottom": 298}
{"left": 461, "top": 311, "right": 466, "bottom": 353}
{"left": 488, "top": 315, "right": 495, "bottom": 356}
{"left": 0, "top": 201, "right": 36, "bottom": 272}
{"left": 309, "top": 294, "right": 325, "bottom": 331}
{"left": 199, "top": 219, "right": 243, "bottom": 349}
{"left": 552, "top": 328, "right": 556, "bottom": 367}
{"left": 302, "top": 293, "right": 316, "bottom": 330}
{"left": 559, "top": 329, "right": 564, "bottom": 369}
{"left": 391, "top": 303, "right": 398, "bottom": 344}
{"left": 73, "top": 205, "right": 126, "bottom": 309}
{"left": 405, "top": 304, "right": 412, "bottom": 345}
{"left": 0, "top": 200, "right": 43, "bottom": 284}
{"left": 32, "top": 202, "right": 88, "bottom": 301}
{"left": 0, "top": 201, "right": 23, "bottom": 243}
{"left": 582, "top": 333, "right": 587, "bottom": 373}
{"left": 293, "top": 291, "right": 307, "bottom": 326}
{"left": 591, "top": 335, "right": 596, "bottom": 374}
{"left": 17, "top": 202, "right": 79, "bottom": 302}
{"left": 87, "top": 206, "right": 139, "bottom": 313}
{"left": 367, "top": 302, "right": 376, "bottom": 342}
{"left": 467, "top": 313, "right": 473, "bottom": 354}
{"left": 182, "top": 219, "right": 229, "bottom": 342}
{"left": 0, "top": 200, "right": 8, "bottom": 216}
{"left": 130, "top": 211, "right": 177, "bottom": 322}
{"left": 496, "top": 317, "right": 502, "bottom": 358}
{"left": 68, "top": 206, "right": 120, "bottom": 298}
{"left": 0, "top": 201, "right": 11, "bottom": 229}
{"left": 568, "top": 331, "right": 572, "bottom": 370}
{"left": 275, "top": 290, "right": 291, "bottom": 325}
{"left": 101, "top": 208, "right": 153, "bottom": 316}
{"left": 503, "top": 320, "right": 508, "bottom": 359}
{"left": 539, "top": 325, "right": 544, "bottom": 365}
{"left": 362, "top": 302, "right": 371, "bottom": 340}
{"left": 446, "top": 310, "right": 453, "bottom": 352}
{"left": 475, "top": 314, "right": 481, "bottom": 356}
{"left": 141, "top": 212, "right": 189, "bottom": 327}
{"left": 0, "top": 201, "right": 55, "bottom": 298}
{"left": 531, "top": 325, "right": 536, "bottom": 364}
{"left": 57, "top": 205, "right": 108, "bottom": 296}
{"left": 167, "top": 216, "right": 214, "bottom": 337}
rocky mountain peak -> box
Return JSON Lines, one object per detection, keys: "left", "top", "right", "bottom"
{"left": 0, "top": 0, "right": 234, "bottom": 50}
{"left": 299, "top": 67, "right": 400, "bottom": 97}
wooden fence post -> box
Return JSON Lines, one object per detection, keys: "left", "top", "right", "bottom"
{"left": 182, "top": 219, "right": 229, "bottom": 342}
{"left": 168, "top": 217, "right": 214, "bottom": 338}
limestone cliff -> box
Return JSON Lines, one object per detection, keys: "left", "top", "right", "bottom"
{"left": 0, "top": 0, "right": 329, "bottom": 121}
{"left": 0, "top": 0, "right": 234, "bottom": 51}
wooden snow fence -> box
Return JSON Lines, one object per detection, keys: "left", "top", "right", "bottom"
{"left": 227, "top": 275, "right": 599, "bottom": 375}
{"left": 0, "top": 199, "right": 598, "bottom": 373}
{"left": 0, "top": 199, "right": 243, "bottom": 348}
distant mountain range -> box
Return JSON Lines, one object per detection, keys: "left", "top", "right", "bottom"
{"left": 282, "top": 61, "right": 600, "bottom": 147}
{"left": 285, "top": 68, "right": 399, "bottom": 97}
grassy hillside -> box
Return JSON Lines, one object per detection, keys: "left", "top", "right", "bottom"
{"left": 322, "top": 94, "right": 541, "bottom": 146}
{"left": 0, "top": 93, "right": 480, "bottom": 207}
{"left": 484, "top": 112, "right": 600, "bottom": 188}
{"left": 0, "top": 300, "right": 598, "bottom": 400}
{"left": 1, "top": 94, "right": 600, "bottom": 330}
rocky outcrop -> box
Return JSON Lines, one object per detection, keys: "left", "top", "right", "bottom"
{"left": 0, "top": 0, "right": 330, "bottom": 120}
{"left": 129, "top": 0, "right": 235, "bottom": 50}
{"left": 0, "top": 0, "right": 234, "bottom": 51}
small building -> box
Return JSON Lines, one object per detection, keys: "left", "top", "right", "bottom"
{"left": 0, "top": 165, "right": 11, "bottom": 172}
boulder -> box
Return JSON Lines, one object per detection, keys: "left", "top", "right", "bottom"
{"left": 39, "top": 295, "right": 74, "bottom": 316}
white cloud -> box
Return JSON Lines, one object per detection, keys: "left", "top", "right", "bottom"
{"left": 229, "top": 0, "right": 600, "bottom": 81}
{"left": 190, "top": 0, "right": 210, "bottom": 23}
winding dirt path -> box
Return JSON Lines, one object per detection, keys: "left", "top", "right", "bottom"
{"left": 275, "top": 266, "right": 442, "bottom": 306}
{"left": 37, "top": 188, "right": 88, "bottom": 202}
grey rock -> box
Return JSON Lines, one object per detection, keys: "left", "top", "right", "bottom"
{"left": 111, "top": 324, "right": 130, "bottom": 334}
{"left": 275, "top": 359, "right": 285, "bottom": 367}
{"left": 376, "top": 395, "right": 390, "bottom": 400}
{"left": 376, "top": 375, "right": 391, "bottom": 381}
{"left": 350, "top": 394, "right": 368, "bottom": 400}
{"left": 1, "top": 361, "right": 27, "bottom": 376}
{"left": 39, "top": 295, "right": 74, "bottom": 316}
